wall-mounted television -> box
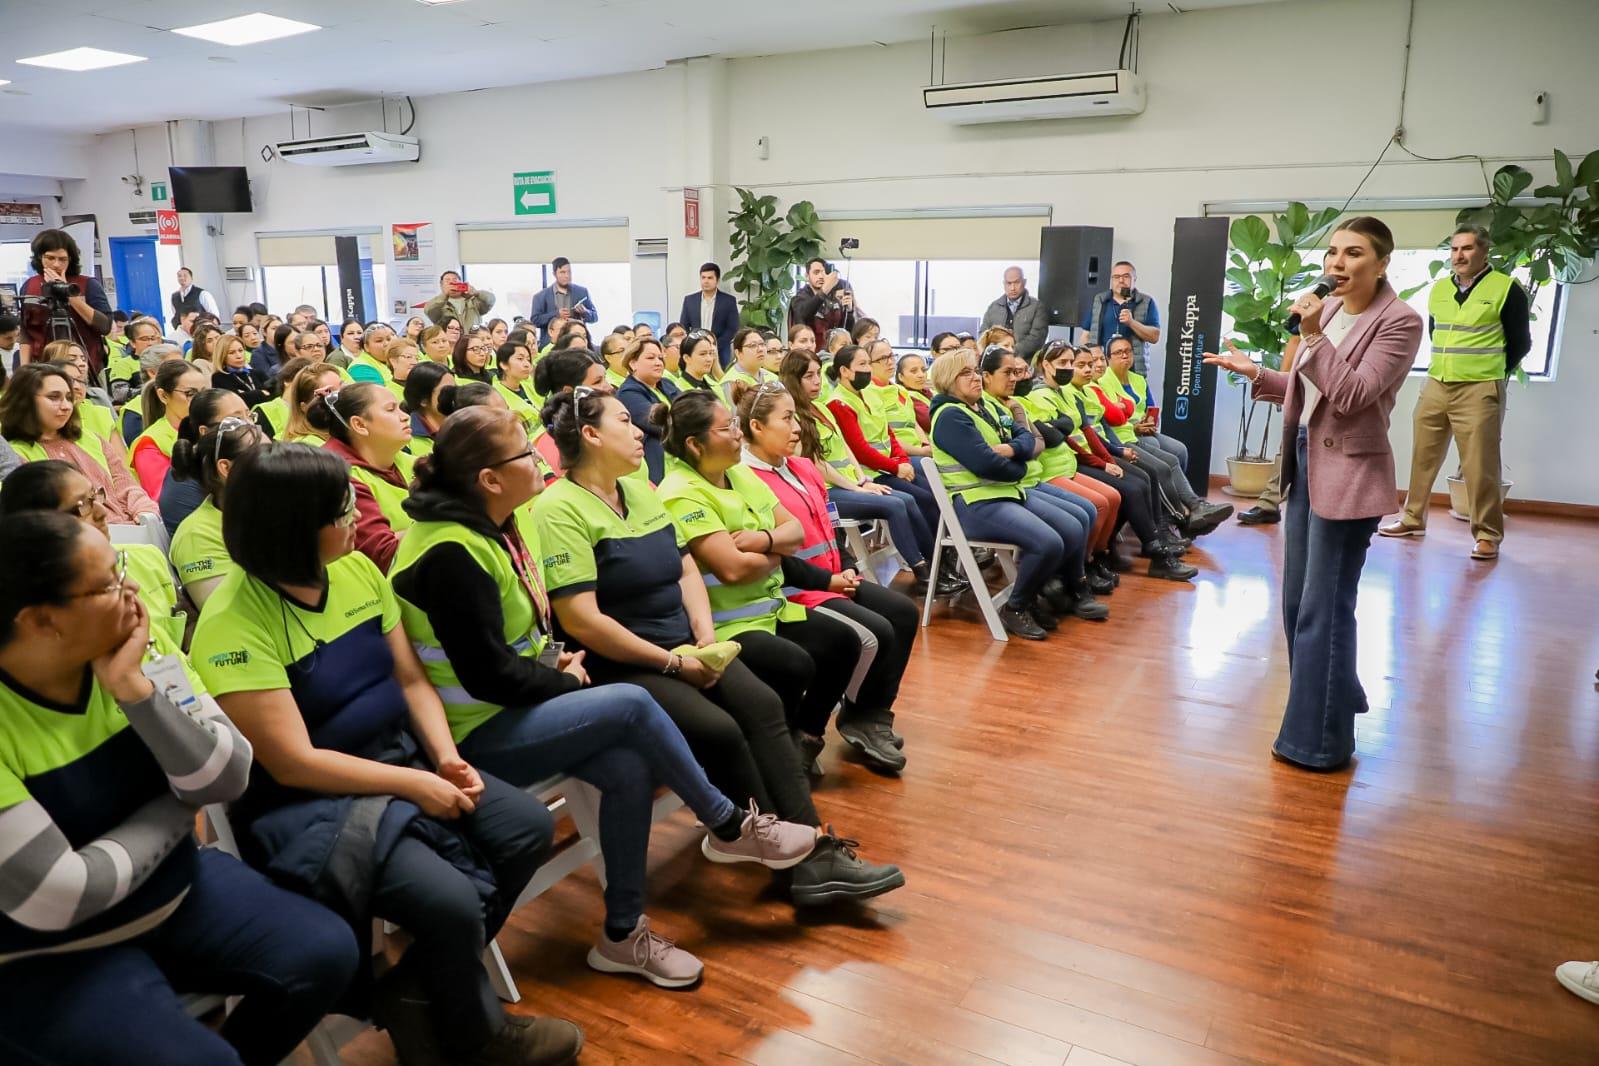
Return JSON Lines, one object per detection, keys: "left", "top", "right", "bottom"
{"left": 169, "top": 166, "right": 253, "bottom": 213}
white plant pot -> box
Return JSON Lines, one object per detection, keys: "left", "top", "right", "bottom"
{"left": 1446, "top": 474, "right": 1513, "bottom": 521}
{"left": 1224, "top": 455, "right": 1279, "bottom": 498}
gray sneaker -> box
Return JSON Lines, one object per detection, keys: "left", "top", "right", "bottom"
{"left": 586, "top": 916, "right": 703, "bottom": 989}
{"left": 836, "top": 717, "right": 907, "bottom": 774}
{"left": 701, "top": 800, "right": 817, "bottom": 869}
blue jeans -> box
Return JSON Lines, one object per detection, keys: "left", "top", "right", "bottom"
{"left": 953, "top": 495, "right": 1068, "bottom": 606}
{"left": 0, "top": 848, "right": 358, "bottom": 1066}
{"left": 1027, "top": 482, "right": 1093, "bottom": 582}
{"left": 830, "top": 485, "right": 930, "bottom": 565}
{"left": 457, "top": 683, "right": 737, "bottom": 929}
{"left": 1275, "top": 427, "right": 1380, "bottom": 769}
{"left": 873, "top": 465, "right": 941, "bottom": 550}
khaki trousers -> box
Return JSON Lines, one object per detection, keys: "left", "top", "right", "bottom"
{"left": 1400, "top": 376, "right": 1506, "bottom": 543}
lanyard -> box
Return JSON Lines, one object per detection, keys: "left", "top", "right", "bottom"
{"left": 501, "top": 526, "right": 550, "bottom": 637}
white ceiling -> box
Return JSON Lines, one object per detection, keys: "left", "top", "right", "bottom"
{"left": 0, "top": 0, "right": 1295, "bottom": 135}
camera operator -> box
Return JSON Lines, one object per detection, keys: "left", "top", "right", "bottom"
{"left": 18, "top": 229, "right": 112, "bottom": 379}
{"left": 789, "top": 257, "right": 862, "bottom": 346}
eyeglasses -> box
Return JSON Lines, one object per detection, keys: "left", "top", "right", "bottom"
{"left": 70, "top": 550, "right": 128, "bottom": 599}
{"left": 466, "top": 344, "right": 493, "bottom": 355}
{"left": 334, "top": 486, "right": 358, "bottom": 528}
{"left": 488, "top": 447, "right": 536, "bottom": 468}
{"left": 933, "top": 344, "right": 960, "bottom": 354}
{"left": 65, "top": 485, "right": 107, "bottom": 518}
{"left": 870, "top": 352, "right": 894, "bottom": 365}
{"left": 171, "top": 387, "right": 203, "bottom": 400}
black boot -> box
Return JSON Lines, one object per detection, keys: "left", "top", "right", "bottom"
{"left": 1148, "top": 550, "right": 1198, "bottom": 582}
{"left": 790, "top": 829, "right": 906, "bottom": 906}
{"left": 1086, "top": 569, "right": 1116, "bottom": 596}
{"left": 1067, "top": 581, "right": 1110, "bottom": 621}
{"left": 999, "top": 600, "right": 1048, "bottom": 640}
{"left": 936, "top": 554, "right": 970, "bottom": 595}
{"left": 908, "top": 560, "right": 932, "bottom": 594}
{"left": 1040, "top": 576, "right": 1071, "bottom": 614}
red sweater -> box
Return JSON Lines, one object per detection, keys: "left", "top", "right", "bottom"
{"left": 324, "top": 437, "right": 409, "bottom": 573}
{"left": 1091, "top": 384, "right": 1136, "bottom": 426}
{"left": 827, "top": 397, "right": 908, "bottom": 475}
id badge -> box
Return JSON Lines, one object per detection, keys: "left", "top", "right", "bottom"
{"left": 537, "top": 640, "right": 564, "bottom": 670}
{"left": 825, "top": 500, "right": 842, "bottom": 528}
{"left": 142, "top": 652, "right": 200, "bottom": 713}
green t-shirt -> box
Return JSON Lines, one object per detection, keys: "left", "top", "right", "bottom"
{"left": 169, "top": 497, "right": 235, "bottom": 594}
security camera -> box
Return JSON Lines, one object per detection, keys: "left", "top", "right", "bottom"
{"left": 120, "top": 174, "right": 142, "bottom": 186}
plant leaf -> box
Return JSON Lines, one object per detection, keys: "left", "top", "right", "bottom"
{"left": 1492, "top": 166, "right": 1534, "bottom": 204}
{"left": 1577, "top": 149, "right": 1599, "bottom": 187}
{"left": 1554, "top": 149, "right": 1574, "bottom": 193}
{"left": 1229, "top": 216, "right": 1270, "bottom": 262}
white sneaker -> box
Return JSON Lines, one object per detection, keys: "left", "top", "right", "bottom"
{"left": 1556, "top": 960, "right": 1599, "bottom": 1005}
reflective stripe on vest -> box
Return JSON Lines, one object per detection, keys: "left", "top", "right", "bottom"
{"left": 982, "top": 395, "right": 1045, "bottom": 489}
{"left": 928, "top": 403, "right": 1025, "bottom": 505}
{"left": 712, "top": 596, "right": 785, "bottom": 625}
{"left": 813, "top": 404, "right": 863, "bottom": 483}
{"left": 794, "top": 541, "right": 830, "bottom": 560}
{"left": 1427, "top": 271, "right": 1512, "bottom": 382}
{"left": 834, "top": 387, "right": 893, "bottom": 455}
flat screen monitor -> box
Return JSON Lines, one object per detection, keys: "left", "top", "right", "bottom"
{"left": 169, "top": 166, "right": 252, "bottom": 213}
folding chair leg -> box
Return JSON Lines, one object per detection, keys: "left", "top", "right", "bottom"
{"left": 483, "top": 940, "right": 521, "bottom": 1004}
{"left": 967, "top": 545, "right": 1009, "bottom": 643}
{"left": 563, "top": 782, "right": 607, "bottom": 889}
{"left": 920, "top": 531, "right": 943, "bottom": 628}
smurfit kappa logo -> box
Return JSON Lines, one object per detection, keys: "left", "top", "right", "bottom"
{"left": 1174, "top": 396, "right": 1189, "bottom": 420}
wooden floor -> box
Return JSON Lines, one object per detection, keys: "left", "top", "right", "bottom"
{"left": 343, "top": 500, "right": 1599, "bottom": 1066}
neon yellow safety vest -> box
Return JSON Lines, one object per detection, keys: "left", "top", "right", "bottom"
{"left": 390, "top": 520, "right": 549, "bottom": 744}
{"left": 605, "top": 367, "right": 626, "bottom": 389}
{"left": 9, "top": 437, "right": 111, "bottom": 475}
{"left": 350, "top": 353, "right": 393, "bottom": 384}
{"left": 129, "top": 415, "right": 178, "bottom": 464}
{"left": 657, "top": 458, "right": 807, "bottom": 639}
{"left": 77, "top": 402, "right": 116, "bottom": 447}
{"left": 1098, "top": 368, "right": 1148, "bottom": 445}
{"left": 254, "top": 397, "right": 289, "bottom": 437}
{"left": 1427, "top": 270, "right": 1512, "bottom": 382}
{"left": 1018, "top": 385, "right": 1083, "bottom": 482}
{"left": 494, "top": 379, "right": 540, "bottom": 437}
{"left": 719, "top": 365, "right": 768, "bottom": 409}
{"left": 811, "top": 402, "right": 864, "bottom": 486}
{"left": 929, "top": 402, "right": 1025, "bottom": 506}
{"left": 350, "top": 452, "right": 415, "bottom": 536}
{"left": 982, "top": 394, "right": 1045, "bottom": 489}
{"left": 124, "top": 542, "right": 184, "bottom": 650}
{"left": 871, "top": 381, "right": 928, "bottom": 448}
{"left": 1065, "top": 381, "right": 1105, "bottom": 422}
{"left": 832, "top": 385, "right": 894, "bottom": 457}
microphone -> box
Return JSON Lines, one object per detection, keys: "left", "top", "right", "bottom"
{"left": 1287, "top": 275, "right": 1337, "bottom": 332}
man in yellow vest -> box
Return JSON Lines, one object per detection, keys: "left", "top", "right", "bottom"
{"left": 1381, "top": 224, "right": 1530, "bottom": 560}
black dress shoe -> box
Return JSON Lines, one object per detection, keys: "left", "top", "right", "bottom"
{"left": 1000, "top": 604, "right": 1048, "bottom": 640}
{"left": 1237, "top": 505, "right": 1281, "bottom": 526}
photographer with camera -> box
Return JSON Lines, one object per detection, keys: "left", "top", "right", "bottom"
{"left": 790, "top": 257, "right": 861, "bottom": 349}
{"left": 18, "top": 230, "right": 112, "bottom": 379}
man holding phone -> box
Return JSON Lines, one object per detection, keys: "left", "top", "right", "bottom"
{"left": 424, "top": 269, "right": 496, "bottom": 333}
{"left": 789, "top": 257, "right": 861, "bottom": 348}
{"left": 530, "top": 257, "right": 599, "bottom": 347}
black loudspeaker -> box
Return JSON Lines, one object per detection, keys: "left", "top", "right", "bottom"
{"left": 1036, "top": 226, "right": 1114, "bottom": 328}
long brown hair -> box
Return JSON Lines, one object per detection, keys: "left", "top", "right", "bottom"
{"left": 284, "top": 363, "right": 343, "bottom": 439}
{"left": 779, "top": 349, "right": 823, "bottom": 460}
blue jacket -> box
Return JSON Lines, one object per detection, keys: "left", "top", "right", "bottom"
{"left": 529, "top": 283, "right": 598, "bottom": 346}
{"left": 928, "top": 395, "right": 1033, "bottom": 484}
{"left": 250, "top": 344, "right": 281, "bottom": 382}
{"left": 678, "top": 290, "right": 740, "bottom": 367}
{"left": 617, "top": 374, "right": 681, "bottom": 483}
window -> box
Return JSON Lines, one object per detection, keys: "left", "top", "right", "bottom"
{"left": 827, "top": 259, "right": 1040, "bottom": 348}
{"left": 462, "top": 262, "right": 631, "bottom": 329}
{"left": 0, "top": 242, "right": 33, "bottom": 294}
{"left": 1387, "top": 250, "right": 1562, "bottom": 378}
{"left": 260, "top": 263, "right": 388, "bottom": 323}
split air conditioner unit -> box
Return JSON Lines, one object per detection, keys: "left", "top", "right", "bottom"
{"left": 922, "top": 69, "right": 1145, "bottom": 125}
{"left": 274, "top": 131, "right": 420, "bottom": 167}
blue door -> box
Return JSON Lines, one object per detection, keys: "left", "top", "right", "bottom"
{"left": 109, "top": 236, "right": 162, "bottom": 320}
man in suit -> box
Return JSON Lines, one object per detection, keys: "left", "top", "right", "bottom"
{"left": 529, "top": 257, "right": 598, "bottom": 347}
{"left": 678, "top": 262, "right": 740, "bottom": 368}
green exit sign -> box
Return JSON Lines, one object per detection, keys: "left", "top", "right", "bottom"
{"left": 512, "top": 171, "right": 556, "bottom": 216}
{"left": 150, "top": 181, "right": 168, "bottom": 202}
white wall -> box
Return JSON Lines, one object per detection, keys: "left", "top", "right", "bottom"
{"left": 56, "top": 0, "right": 1599, "bottom": 504}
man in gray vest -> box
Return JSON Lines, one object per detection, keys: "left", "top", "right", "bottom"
{"left": 1085, "top": 261, "right": 1161, "bottom": 376}
{"left": 168, "top": 267, "right": 218, "bottom": 329}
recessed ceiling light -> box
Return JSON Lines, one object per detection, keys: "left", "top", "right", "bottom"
{"left": 17, "top": 47, "right": 147, "bottom": 72}
{"left": 172, "top": 12, "right": 320, "bottom": 46}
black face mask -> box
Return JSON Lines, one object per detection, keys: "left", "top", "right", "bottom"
{"left": 1013, "top": 376, "right": 1035, "bottom": 397}
{"left": 850, "top": 370, "right": 873, "bottom": 391}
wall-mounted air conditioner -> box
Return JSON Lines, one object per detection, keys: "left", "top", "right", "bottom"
{"left": 922, "top": 70, "right": 1145, "bottom": 125}
{"left": 274, "top": 132, "right": 420, "bottom": 167}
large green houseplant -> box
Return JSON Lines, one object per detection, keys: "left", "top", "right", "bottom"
{"left": 725, "top": 188, "right": 825, "bottom": 331}
{"left": 1220, "top": 202, "right": 1341, "bottom": 494}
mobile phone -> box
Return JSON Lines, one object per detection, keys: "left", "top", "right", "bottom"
{"left": 451, "top": 281, "right": 469, "bottom": 295}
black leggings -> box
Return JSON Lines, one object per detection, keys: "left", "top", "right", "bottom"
{"left": 735, "top": 612, "right": 859, "bottom": 737}
{"left": 585, "top": 656, "right": 820, "bottom": 827}
{"left": 1079, "top": 463, "right": 1161, "bottom": 548}
{"left": 815, "top": 582, "right": 918, "bottom": 719}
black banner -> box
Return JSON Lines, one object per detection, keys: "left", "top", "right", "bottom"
{"left": 1159, "top": 216, "right": 1229, "bottom": 494}
{"left": 334, "top": 235, "right": 366, "bottom": 323}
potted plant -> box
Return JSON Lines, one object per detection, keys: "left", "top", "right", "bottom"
{"left": 725, "top": 188, "right": 825, "bottom": 331}
{"left": 1219, "top": 202, "right": 1342, "bottom": 496}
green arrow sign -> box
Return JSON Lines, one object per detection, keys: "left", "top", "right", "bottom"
{"left": 513, "top": 171, "right": 556, "bottom": 216}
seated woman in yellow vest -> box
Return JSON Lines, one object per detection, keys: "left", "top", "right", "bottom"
{"left": 863, "top": 339, "right": 929, "bottom": 460}
{"left": 278, "top": 361, "right": 343, "bottom": 447}
{"left": 347, "top": 323, "right": 401, "bottom": 396}
{"left": 594, "top": 332, "right": 627, "bottom": 390}
{"left": 760, "top": 330, "right": 786, "bottom": 375}
{"left": 533, "top": 388, "right": 905, "bottom": 907}
{"left": 450, "top": 327, "right": 494, "bottom": 386}
{"left": 251, "top": 355, "right": 310, "bottom": 438}
{"left": 155, "top": 386, "right": 250, "bottom": 537}
{"left": 655, "top": 390, "right": 874, "bottom": 774}
{"left": 658, "top": 332, "right": 687, "bottom": 392}
{"left": 418, "top": 323, "right": 453, "bottom": 365}
{"left": 0, "top": 459, "right": 186, "bottom": 650}
{"left": 400, "top": 361, "right": 454, "bottom": 458}
{"left": 527, "top": 348, "right": 606, "bottom": 478}
{"left": 1100, "top": 334, "right": 1196, "bottom": 478}
{"left": 307, "top": 382, "right": 416, "bottom": 574}
{"left": 170, "top": 411, "right": 266, "bottom": 607}
{"left": 386, "top": 336, "right": 419, "bottom": 398}
{"left": 0, "top": 364, "right": 158, "bottom": 526}
{"left": 391, "top": 406, "right": 815, "bottom": 989}
{"left": 720, "top": 328, "right": 776, "bottom": 408}
{"left": 616, "top": 338, "right": 681, "bottom": 483}
{"left": 40, "top": 340, "right": 116, "bottom": 444}
{"left": 897, "top": 353, "right": 934, "bottom": 435}
{"left": 491, "top": 339, "right": 540, "bottom": 436}
{"left": 128, "top": 360, "right": 207, "bottom": 503}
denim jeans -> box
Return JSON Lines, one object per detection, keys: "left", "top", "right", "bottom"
{"left": 1274, "top": 427, "right": 1380, "bottom": 769}
{"left": 830, "top": 485, "right": 930, "bottom": 565}
{"left": 458, "top": 683, "right": 738, "bottom": 930}
{"left": 1027, "top": 482, "right": 1093, "bottom": 581}
{"left": 873, "top": 465, "right": 942, "bottom": 550}
{"left": 953, "top": 495, "right": 1066, "bottom": 606}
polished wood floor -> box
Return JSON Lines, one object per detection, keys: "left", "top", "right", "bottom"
{"left": 342, "top": 500, "right": 1599, "bottom": 1065}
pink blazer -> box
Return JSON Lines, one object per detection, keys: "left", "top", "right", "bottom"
{"left": 1252, "top": 284, "right": 1422, "bottom": 520}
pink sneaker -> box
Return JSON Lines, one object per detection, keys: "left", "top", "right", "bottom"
{"left": 700, "top": 800, "right": 817, "bottom": 870}
{"left": 586, "top": 917, "right": 703, "bottom": 989}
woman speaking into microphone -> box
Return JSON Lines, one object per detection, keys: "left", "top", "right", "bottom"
{"left": 1205, "top": 216, "right": 1421, "bottom": 771}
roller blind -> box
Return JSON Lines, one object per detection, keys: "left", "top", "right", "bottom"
{"left": 816, "top": 213, "right": 1051, "bottom": 261}
{"left": 458, "top": 225, "right": 630, "bottom": 264}
{"left": 256, "top": 234, "right": 336, "bottom": 266}
{"left": 1214, "top": 209, "right": 1461, "bottom": 252}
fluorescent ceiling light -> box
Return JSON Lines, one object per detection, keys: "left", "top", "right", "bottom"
{"left": 416, "top": 0, "right": 471, "bottom": 5}
{"left": 172, "top": 12, "right": 321, "bottom": 46}
{"left": 17, "top": 47, "right": 147, "bottom": 72}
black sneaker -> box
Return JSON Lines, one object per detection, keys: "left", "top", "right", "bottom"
{"left": 1185, "top": 501, "right": 1234, "bottom": 536}
{"left": 478, "top": 1015, "right": 584, "bottom": 1066}
{"left": 836, "top": 717, "right": 907, "bottom": 774}
{"left": 1000, "top": 603, "right": 1047, "bottom": 640}
{"left": 1069, "top": 590, "right": 1110, "bottom": 621}
{"left": 790, "top": 829, "right": 906, "bottom": 906}
{"left": 1089, "top": 558, "right": 1120, "bottom": 587}
{"left": 1148, "top": 553, "right": 1198, "bottom": 582}
{"left": 1086, "top": 571, "right": 1115, "bottom": 596}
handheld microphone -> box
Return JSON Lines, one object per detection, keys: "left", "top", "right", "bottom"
{"left": 1287, "top": 275, "right": 1337, "bottom": 332}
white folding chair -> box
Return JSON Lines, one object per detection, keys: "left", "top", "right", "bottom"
{"left": 109, "top": 512, "right": 171, "bottom": 555}
{"left": 836, "top": 517, "right": 905, "bottom": 587}
{"left": 917, "top": 457, "right": 1019, "bottom": 642}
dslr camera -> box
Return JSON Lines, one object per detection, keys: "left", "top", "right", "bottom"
{"left": 42, "top": 279, "right": 79, "bottom": 305}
